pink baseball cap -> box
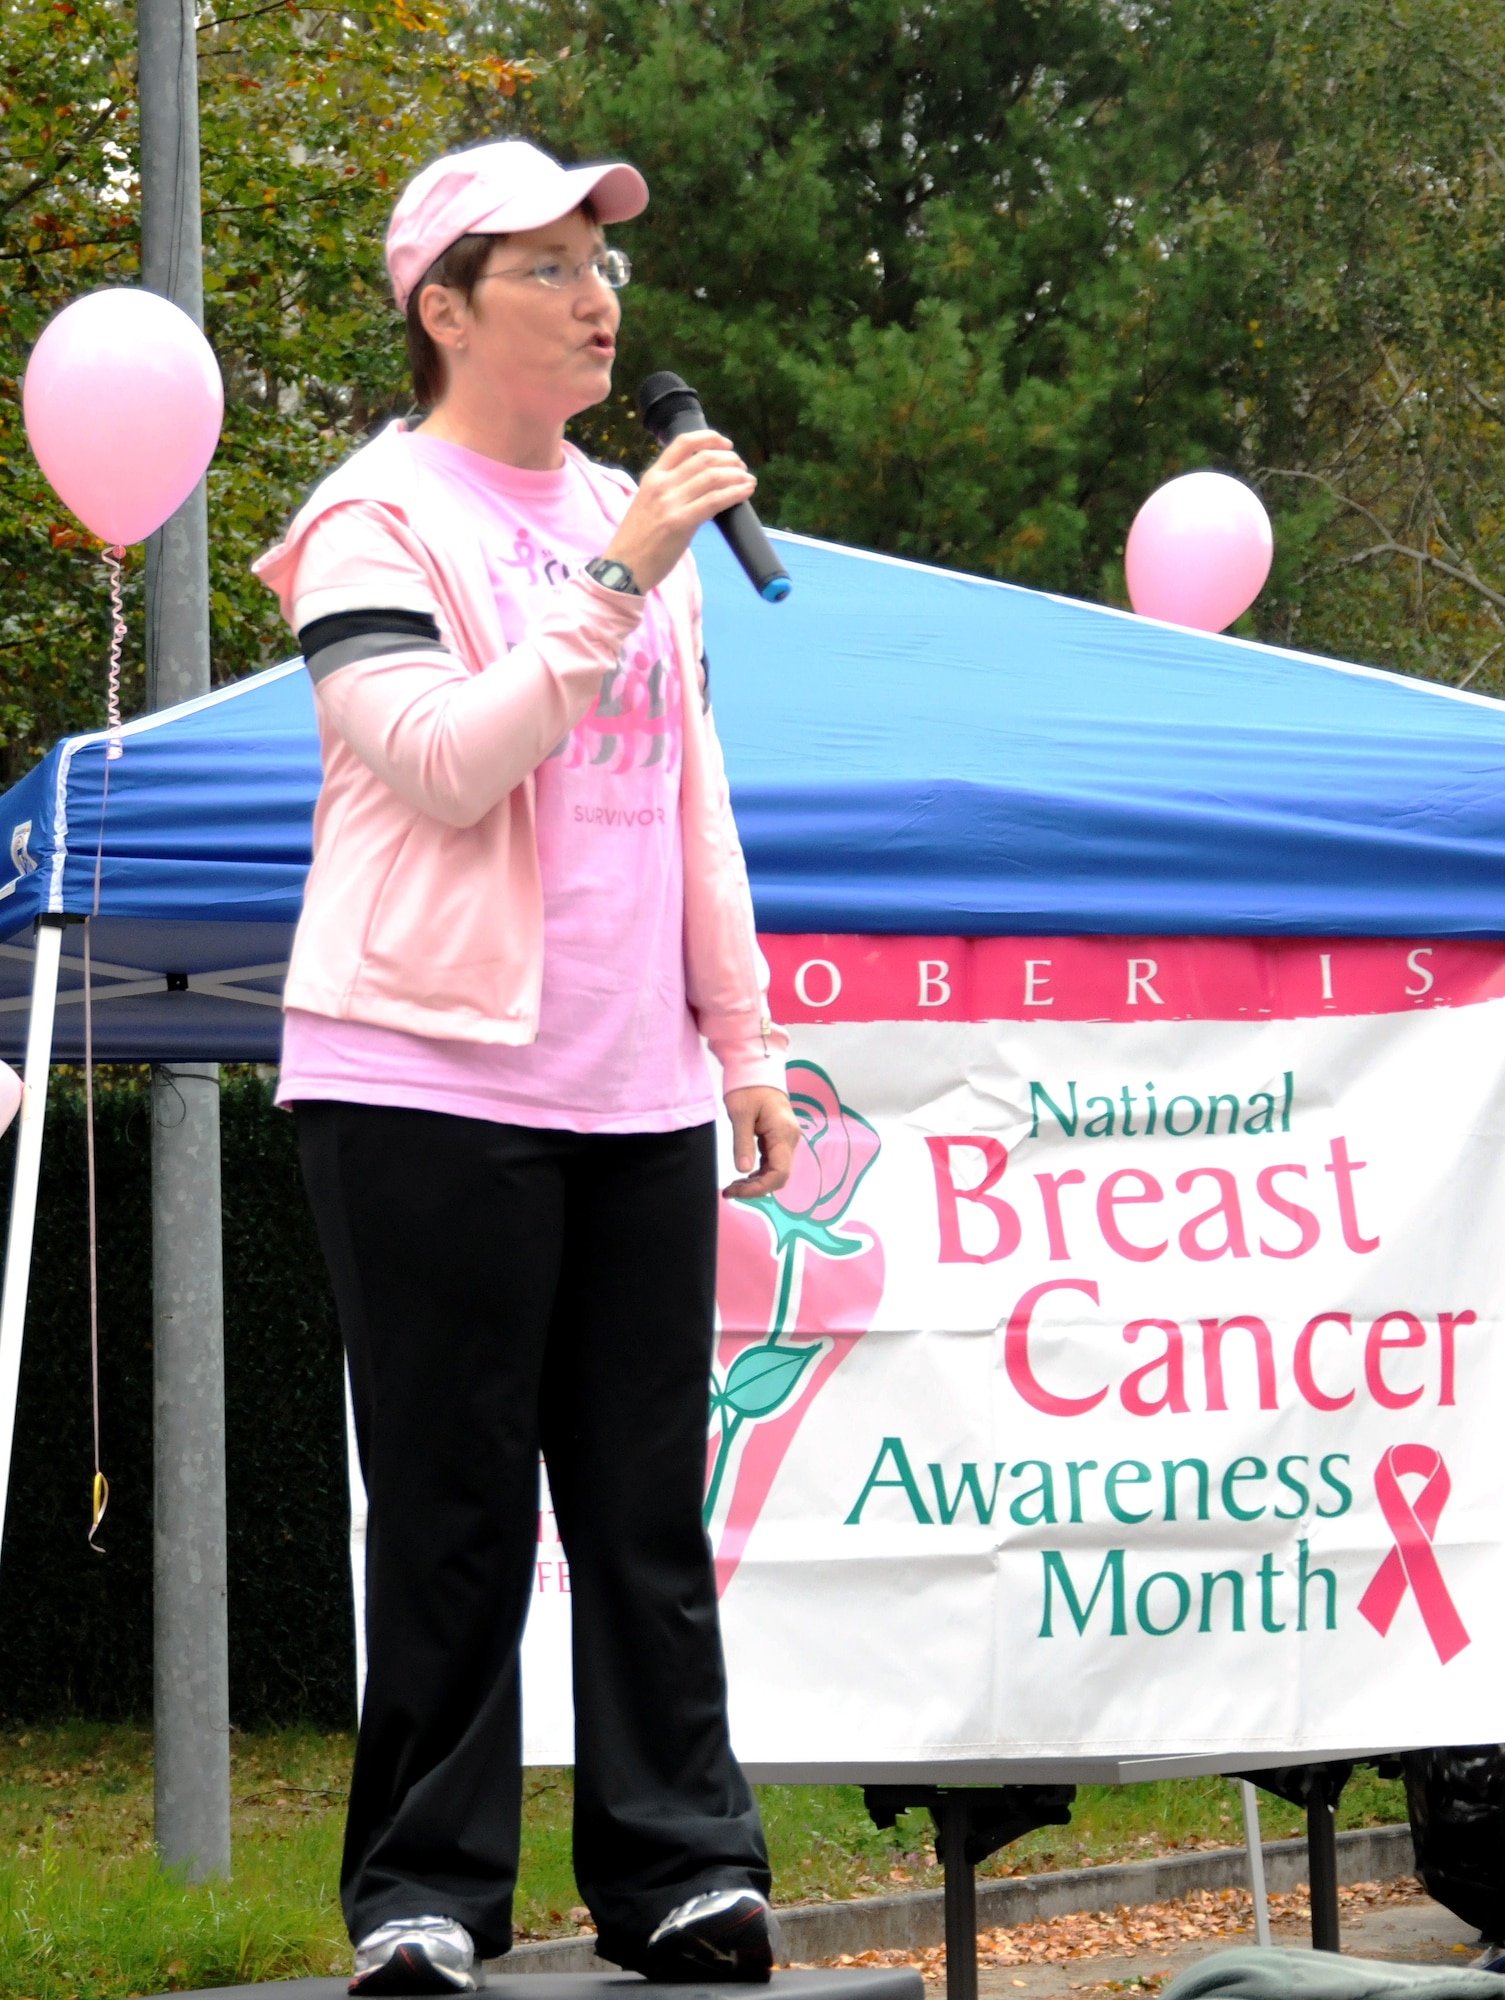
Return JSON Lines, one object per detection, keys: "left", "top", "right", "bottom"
{"left": 385, "top": 139, "right": 649, "bottom": 311}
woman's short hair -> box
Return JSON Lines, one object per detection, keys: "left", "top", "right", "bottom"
{"left": 404, "top": 196, "right": 599, "bottom": 410}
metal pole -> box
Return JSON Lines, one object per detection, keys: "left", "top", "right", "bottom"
{"left": 152, "top": 1063, "right": 230, "bottom": 1880}
{"left": 0, "top": 918, "right": 65, "bottom": 1553}
{"left": 137, "top": 0, "right": 209, "bottom": 715}
{"left": 1239, "top": 1780, "right": 1272, "bottom": 1948}
{"left": 940, "top": 1795, "right": 978, "bottom": 2000}
{"left": 1307, "top": 1789, "right": 1340, "bottom": 1952}
{"left": 138, "top": 0, "right": 229, "bottom": 1881}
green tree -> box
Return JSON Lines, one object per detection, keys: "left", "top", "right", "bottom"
{"left": 518, "top": 0, "right": 1505, "bottom": 682}
{"left": 191, "top": 0, "right": 536, "bottom": 683}
{"left": 1, "top": 0, "right": 139, "bottom": 777}
{"left": 4, "top": 0, "right": 1505, "bottom": 783}
{"left": 0, "top": 0, "right": 527, "bottom": 777}
{"left": 1243, "top": 0, "right": 1505, "bottom": 688}
{"left": 520, "top": 0, "right": 1276, "bottom": 590}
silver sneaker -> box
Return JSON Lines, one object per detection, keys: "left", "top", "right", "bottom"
{"left": 645, "top": 1887, "right": 775, "bottom": 1983}
{"left": 349, "top": 1915, "right": 479, "bottom": 1995}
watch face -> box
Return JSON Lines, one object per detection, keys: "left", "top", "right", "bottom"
{"left": 589, "top": 557, "right": 637, "bottom": 592}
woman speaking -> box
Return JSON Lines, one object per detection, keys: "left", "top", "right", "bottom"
{"left": 254, "top": 139, "right": 797, "bottom": 1995}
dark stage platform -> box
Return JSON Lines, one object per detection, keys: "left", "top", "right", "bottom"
{"left": 142, "top": 1971, "right": 925, "bottom": 2000}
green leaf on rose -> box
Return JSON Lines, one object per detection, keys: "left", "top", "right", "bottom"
{"left": 722, "top": 1341, "right": 820, "bottom": 1420}
{"left": 738, "top": 1194, "right": 865, "bottom": 1258}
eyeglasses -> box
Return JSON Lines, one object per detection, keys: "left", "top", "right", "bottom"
{"left": 482, "top": 248, "right": 632, "bottom": 292}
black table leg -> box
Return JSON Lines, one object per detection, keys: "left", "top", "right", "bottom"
{"left": 941, "top": 1794, "right": 978, "bottom": 2000}
{"left": 1307, "top": 1791, "right": 1340, "bottom": 1951}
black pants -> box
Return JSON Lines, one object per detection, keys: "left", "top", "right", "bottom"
{"left": 296, "top": 1102, "right": 769, "bottom": 1962}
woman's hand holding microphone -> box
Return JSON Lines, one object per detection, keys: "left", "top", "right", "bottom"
{"left": 602, "top": 430, "right": 756, "bottom": 592}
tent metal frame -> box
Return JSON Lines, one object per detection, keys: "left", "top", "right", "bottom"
{"left": 0, "top": 937, "right": 287, "bottom": 1015}
{"left": 0, "top": 915, "right": 287, "bottom": 1555}
{"left": 0, "top": 916, "right": 62, "bottom": 1549}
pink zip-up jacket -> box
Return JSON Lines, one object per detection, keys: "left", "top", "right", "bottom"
{"left": 253, "top": 419, "right": 787, "bottom": 1095}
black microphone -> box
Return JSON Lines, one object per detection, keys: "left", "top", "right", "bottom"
{"left": 637, "top": 372, "right": 791, "bottom": 603}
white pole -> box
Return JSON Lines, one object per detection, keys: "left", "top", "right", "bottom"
{"left": 1240, "top": 1779, "right": 1273, "bottom": 1947}
{"left": 345, "top": 1363, "right": 368, "bottom": 1718}
{"left": 0, "top": 916, "right": 64, "bottom": 1557}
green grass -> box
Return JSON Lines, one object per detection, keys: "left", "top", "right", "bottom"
{"left": 0, "top": 1723, "right": 349, "bottom": 1999}
{"left": 754, "top": 1764, "right": 1407, "bottom": 1901}
{"left": 0, "top": 1724, "right": 1408, "bottom": 1999}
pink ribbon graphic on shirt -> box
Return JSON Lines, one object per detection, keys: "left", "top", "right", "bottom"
{"left": 1357, "top": 1444, "right": 1470, "bottom": 1664}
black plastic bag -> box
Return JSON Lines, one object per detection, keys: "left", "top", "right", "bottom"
{"left": 1404, "top": 1745, "right": 1505, "bottom": 1940}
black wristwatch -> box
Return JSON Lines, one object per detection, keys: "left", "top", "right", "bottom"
{"left": 584, "top": 555, "right": 642, "bottom": 596}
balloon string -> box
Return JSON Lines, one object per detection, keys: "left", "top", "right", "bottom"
{"left": 92, "top": 546, "right": 123, "bottom": 918}
{"left": 84, "top": 540, "right": 123, "bottom": 1553}
{"left": 102, "top": 543, "right": 124, "bottom": 763}
{"left": 84, "top": 919, "right": 107, "bottom": 1553}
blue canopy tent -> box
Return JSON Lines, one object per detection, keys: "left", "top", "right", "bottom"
{"left": 5, "top": 526, "right": 1505, "bottom": 1069}
{"left": 3, "top": 514, "right": 1503, "bottom": 1172}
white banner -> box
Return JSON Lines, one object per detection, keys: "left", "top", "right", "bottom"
{"left": 522, "top": 935, "right": 1505, "bottom": 1766}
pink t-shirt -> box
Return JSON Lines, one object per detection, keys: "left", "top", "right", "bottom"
{"left": 276, "top": 433, "right": 715, "bottom": 1133}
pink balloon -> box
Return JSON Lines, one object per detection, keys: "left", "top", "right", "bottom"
{"left": 23, "top": 288, "right": 223, "bottom": 546}
{"left": 1125, "top": 471, "right": 1273, "bottom": 632}
{"left": 0, "top": 1061, "right": 19, "bottom": 1139}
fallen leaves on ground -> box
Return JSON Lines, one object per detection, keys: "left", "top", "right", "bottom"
{"left": 807, "top": 1875, "right": 1425, "bottom": 1983}
{"left": 1268, "top": 1879, "right": 1422, "bottom": 1922}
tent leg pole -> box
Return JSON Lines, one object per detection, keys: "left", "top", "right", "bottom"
{"left": 1308, "top": 1789, "right": 1340, "bottom": 1951}
{"left": 152, "top": 1061, "right": 230, "bottom": 1881}
{"left": 1239, "top": 1781, "right": 1272, "bottom": 1947}
{"left": 344, "top": 1361, "right": 367, "bottom": 1721}
{"left": 941, "top": 1795, "right": 978, "bottom": 2000}
{"left": 0, "top": 915, "right": 64, "bottom": 1564}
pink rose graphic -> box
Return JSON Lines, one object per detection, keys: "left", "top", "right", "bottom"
{"left": 757, "top": 1062, "right": 882, "bottom": 1258}
{"left": 706, "top": 1063, "right": 884, "bottom": 1592}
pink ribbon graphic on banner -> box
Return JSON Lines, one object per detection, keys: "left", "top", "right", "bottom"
{"left": 1357, "top": 1444, "right": 1470, "bottom": 1664}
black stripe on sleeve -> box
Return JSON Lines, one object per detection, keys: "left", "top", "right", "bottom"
{"left": 298, "top": 608, "right": 446, "bottom": 684}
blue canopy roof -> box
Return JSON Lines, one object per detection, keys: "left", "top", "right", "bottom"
{"left": 3, "top": 525, "right": 1504, "bottom": 1061}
